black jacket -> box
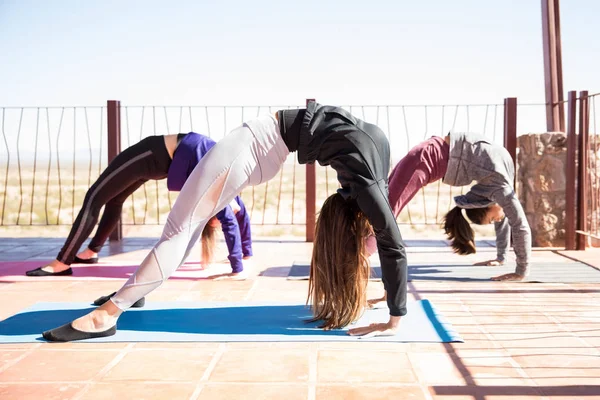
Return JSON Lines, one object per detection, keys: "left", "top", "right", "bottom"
{"left": 278, "top": 102, "right": 407, "bottom": 317}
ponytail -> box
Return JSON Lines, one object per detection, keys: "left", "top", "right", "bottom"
{"left": 201, "top": 220, "right": 218, "bottom": 266}
{"left": 443, "top": 206, "right": 490, "bottom": 255}
{"left": 443, "top": 206, "right": 476, "bottom": 255}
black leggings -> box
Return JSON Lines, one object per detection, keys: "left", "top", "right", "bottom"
{"left": 57, "top": 136, "right": 172, "bottom": 264}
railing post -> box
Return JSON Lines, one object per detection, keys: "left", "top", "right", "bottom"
{"left": 503, "top": 97, "right": 518, "bottom": 187}
{"left": 107, "top": 100, "right": 122, "bottom": 242}
{"left": 305, "top": 98, "right": 316, "bottom": 242}
{"left": 564, "top": 91, "right": 577, "bottom": 250}
{"left": 541, "top": 0, "right": 565, "bottom": 132}
{"left": 576, "top": 91, "right": 589, "bottom": 250}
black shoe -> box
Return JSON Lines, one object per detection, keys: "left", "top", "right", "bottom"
{"left": 42, "top": 322, "right": 116, "bottom": 342}
{"left": 26, "top": 267, "right": 73, "bottom": 277}
{"left": 93, "top": 292, "right": 146, "bottom": 308}
{"left": 73, "top": 256, "right": 99, "bottom": 264}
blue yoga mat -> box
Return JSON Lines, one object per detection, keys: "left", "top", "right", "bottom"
{"left": 0, "top": 300, "right": 462, "bottom": 343}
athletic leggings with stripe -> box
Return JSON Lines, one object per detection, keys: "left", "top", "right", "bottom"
{"left": 111, "top": 115, "right": 288, "bottom": 310}
{"left": 57, "top": 136, "right": 171, "bottom": 265}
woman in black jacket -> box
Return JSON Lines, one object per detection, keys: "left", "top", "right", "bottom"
{"left": 43, "top": 102, "right": 407, "bottom": 341}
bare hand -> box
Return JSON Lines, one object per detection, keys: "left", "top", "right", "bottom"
{"left": 491, "top": 272, "right": 525, "bottom": 281}
{"left": 229, "top": 199, "right": 241, "bottom": 214}
{"left": 367, "top": 292, "right": 387, "bottom": 309}
{"left": 365, "top": 235, "right": 378, "bottom": 256}
{"left": 347, "top": 316, "right": 400, "bottom": 338}
{"left": 209, "top": 271, "right": 248, "bottom": 281}
{"left": 474, "top": 259, "right": 504, "bottom": 266}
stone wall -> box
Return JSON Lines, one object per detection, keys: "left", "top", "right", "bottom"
{"left": 517, "top": 133, "right": 600, "bottom": 247}
{"left": 517, "top": 133, "right": 568, "bottom": 247}
{"left": 585, "top": 136, "right": 600, "bottom": 247}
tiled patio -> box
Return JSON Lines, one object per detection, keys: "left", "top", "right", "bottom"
{"left": 0, "top": 238, "right": 599, "bottom": 400}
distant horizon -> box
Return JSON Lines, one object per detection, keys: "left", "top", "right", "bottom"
{"left": 1, "top": 101, "right": 548, "bottom": 167}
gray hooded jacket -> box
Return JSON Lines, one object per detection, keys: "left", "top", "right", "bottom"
{"left": 444, "top": 132, "right": 531, "bottom": 276}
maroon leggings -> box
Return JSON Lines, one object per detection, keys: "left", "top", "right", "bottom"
{"left": 388, "top": 136, "right": 450, "bottom": 217}
{"left": 366, "top": 136, "right": 450, "bottom": 255}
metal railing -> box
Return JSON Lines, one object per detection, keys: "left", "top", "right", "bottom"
{"left": 0, "top": 99, "right": 518, "bottom": 241}
{"left": 1, "top": 106, "right": 106, "bottom": 227}
{"left": 564, "top": 91, "right": 600, "bottom": 249}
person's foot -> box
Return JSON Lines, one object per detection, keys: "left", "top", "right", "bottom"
{"left": 73, "top": 256, "right": 99, "bottom": 264}
{"left": 26, "top": 267, "right": 73, "bottom": 277}
{"left": 43, "top": 304, "right": 122, "bottom": 342}
{"left": 42, "top": 323, "right": 116, "bottom": 342}
{"left": 71, "top": 308, "right": 119, "bottom": 332}
{"left": 74, "top": 249, "right": 99, "bottom": 264}
{"left": 491, "top": 272, "right": 525, "bottom": 281}
{"left": 93, "top": 292, "right": 145, "bottom": 308}
{"left": 26, "top": 260, "right": 72, "bottom": 276}
{"left": 242, "top": 257, "right": 253, "bottom": 270}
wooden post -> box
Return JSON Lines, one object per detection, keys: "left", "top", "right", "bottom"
{"left": 564, "top": 91, "right": 577, "bottom": 250}
{"left": 503, "top": 97, "right": 518, "bottom": 187}
{"left": 305, "top": 98, "right": 316, "bottom": 242}
{"left": 541, "top": 0, "right": 565, "bottom": 132}
{"left": 576, "top": 91, "right": 589, "bottom": 250}
{"left": 107, "top": 100, "right": 122, "bottom": 242}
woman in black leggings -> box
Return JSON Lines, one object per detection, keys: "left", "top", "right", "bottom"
{"left": 26, "top": 132, "right": 249, "bottom": 279}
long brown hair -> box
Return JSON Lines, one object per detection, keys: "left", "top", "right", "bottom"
{"left": 201, "top": 220, "right": 218, "bottom": 266}
{"left": 443, "top": 206, "right": 489, "bottom": 255}
{"left": 308, "top": 193, "right": 373, "bottom": 330}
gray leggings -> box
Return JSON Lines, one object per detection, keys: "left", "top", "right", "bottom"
{"left": 111, "top": 115, "right": 288, "bottom": 310}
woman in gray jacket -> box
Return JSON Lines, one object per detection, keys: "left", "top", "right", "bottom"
{"left": 440, "top": 132, "right": 531, "bottom": 281}
{"left": 369, "top": 132, "right": 531, "bottom": 290}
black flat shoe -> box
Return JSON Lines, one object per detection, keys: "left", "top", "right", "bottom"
{"left": 26, "top": 267, "right": 73, "bottom": 277}
{"left": 42, "top": 322, "right": 116, "bottom": 342}
{"left": 73, "top": 256, "right": 99, "bottom": 264}
{"left": 93, "top": 292, "right": 146, "bottom": 308}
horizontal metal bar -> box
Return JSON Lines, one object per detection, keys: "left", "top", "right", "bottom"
{"left": 575, "top": 230, "right": 600, "bottom": 240}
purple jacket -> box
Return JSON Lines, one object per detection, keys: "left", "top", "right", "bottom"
{"left": 167, "top": 133, "right": 252, "bottom": 272}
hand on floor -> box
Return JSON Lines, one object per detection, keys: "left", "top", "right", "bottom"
{"left": 347, "top": 318, "right": 400, "bottom": 338}
{"left": 491, "top": 272, "right": 525, "bottom": 281}
{"left": 474, "top": 259, "right": 504, "bottom": 266}
{"left": 367, "top": 294, "right": 387, "bottom": 309}
{"left": 208, "top": 271, "right": 248, "bottom": 281}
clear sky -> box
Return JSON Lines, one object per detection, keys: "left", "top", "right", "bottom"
{"left": 0, "top": 0, "right": 599, "bottom": 164}
{"left": 1, "top": 0, "right": 598, "bottom": 108}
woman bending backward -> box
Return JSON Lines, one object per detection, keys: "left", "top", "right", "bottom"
{"left": 369, "top": 132, "right": 532, "bottom": 305}
{"left": 43, "top": 102, "right": 408, "bottom": 341}
{"left": 26, "top": 132, "right": 251, "bottom": 280}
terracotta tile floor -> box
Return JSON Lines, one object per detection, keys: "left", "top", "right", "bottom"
{"left": 0, "top": 238, "right": 599, "bottom": 399}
